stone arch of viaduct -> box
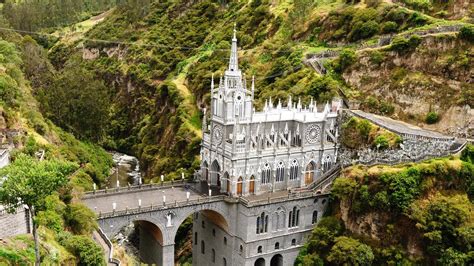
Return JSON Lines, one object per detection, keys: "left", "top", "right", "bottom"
{"left": 98, "top": 200, "right": 237, "bottom": 265}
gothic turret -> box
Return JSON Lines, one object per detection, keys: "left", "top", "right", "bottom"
{"left": 211, "top": 26, "right": 253, "bottom": 123}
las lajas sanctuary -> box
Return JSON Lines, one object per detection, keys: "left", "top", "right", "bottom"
{"left": 86, "top": 30, "right": 341, "bottom": 266}
{"left": 195, "top": 28, "right": 341, "bottom": 265}
{"left": 83, "top": 28, "right": 462, "bottom": 266}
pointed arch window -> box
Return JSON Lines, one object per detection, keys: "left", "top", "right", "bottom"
{"left": 323, "top": 155, "right": 333, "bottom": 172}
{"left": 289, "top": 159, "right": 299, "bottom": 180}
{"left": 288, "top": 206, "right": 300, "bottom": 228}
{"left": 312, "top": 211, "right": 318, "bottom": 224}
{"left": 261, "top": 163, "right": 271, "bottom": 184}
{"left": 256, "top": 212, "right": 268, "bottom": 234}
{"left": 276, "top": 162, "right": 285, "bottom": 182}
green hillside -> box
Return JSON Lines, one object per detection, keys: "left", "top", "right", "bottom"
{"left": 0, "top": 0, "right": 472, "bottom": 264}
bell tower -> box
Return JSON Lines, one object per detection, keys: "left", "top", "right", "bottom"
{"left": 210, "top": 25, "right": 253, "bottom": 124}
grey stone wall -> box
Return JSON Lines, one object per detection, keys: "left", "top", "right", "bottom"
{"left": 0, "top": 207, "right": 31, "bottom": 238}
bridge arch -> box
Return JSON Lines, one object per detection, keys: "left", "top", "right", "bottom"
{"left": 172, "top": 206, "right": 231, "bottom": 237}
{"left": 172, "top": 206, "right": 232, "bottom": 266}
{"left": 270, "top": 254, "right": 283, "bottom": 266}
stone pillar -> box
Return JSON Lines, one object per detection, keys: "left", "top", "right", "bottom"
{"left": 162, "top": 244, "right": 175, "bottom": 266}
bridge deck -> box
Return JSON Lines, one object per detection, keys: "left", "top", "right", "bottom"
{"left": 84, "top": 186, "right": 205, "bottom": 214}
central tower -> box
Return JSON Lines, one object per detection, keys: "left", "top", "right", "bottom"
{"left": 200, "top": 29, "right": 341, "bottom": 198}
{"left": 211, "top": 26, "right": 253, "bottom": 122}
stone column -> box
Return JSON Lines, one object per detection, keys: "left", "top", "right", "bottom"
{"left": 162, "top": 244, "right": 175, "bottom": 266}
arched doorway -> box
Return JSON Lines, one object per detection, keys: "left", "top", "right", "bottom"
{"left": 255, "top": 257, "right": 265, "bottom": 266}
{"left": 237, "top": 177, "right": 243, "bottom": 196}
{"left": 202, "top": 161, "right": 209, "bottom": 182}
{"left": 249, "top": 176, "right": 255, "bottom": 194}
{"left": 270, "top": 254, "right": 283, "bottom": 266}
{"left": 211, "top": 160, "right": 221, "bottom": 186}
{"left": 305, "top": 161, "right": 315, "bottom": 185}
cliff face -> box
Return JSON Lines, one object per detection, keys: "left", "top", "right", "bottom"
{"left": 343, "top": 34, "right": 473, "bottom": 136}
{"left": 338, "top": 198, "right": 424, "bottom": 258}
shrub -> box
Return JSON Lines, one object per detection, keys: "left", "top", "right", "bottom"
{"left": 381, "top": 21, "right": 398, "bottom": 33}
{"left": 349, "top": 21, "right": 379, "bottom": 41}
{"left": 332, "top": 177, "right": 358, "bottom": 199}
{"left": 374, "top": 135, "right": 389, "bottom": 149}
{"left": 307, "top": 217, "right": 344, "bottom": 255}
{"left": 58, "top": 233, "right": 105, "bottom": 266}
{"left": 458, "top": 26, "right": 474, "bottom": 43}
{"left": 460, "top": 144, "right": 474, "bottom": 164}
{"left": 409, "top": 194, "right": 471, "bottom": 256}
{"left": 380, "top": 168, "right": 422, "bottom": 212}
{"left": 356, "top": 119, "right": 372, "bottom": 140}
{"left": 64, "top": 203, "right": 98, "bottom": 235}
{"left": 327, "top": 236, "right": 374, "bottom": 265}
{"left": 389, "top": 35, "right": 421, "bottom": 53}
{"left": 332, "top": 49, "right": 356, "bottom": 73}
{"left": 409, "top": 12, "right": 428, "bottom": 25}
{"left": 369, "top": 50, "right": 385, "bottom": 65}
{"left": 425, "top": 111, "right": 439, "bottom": 124}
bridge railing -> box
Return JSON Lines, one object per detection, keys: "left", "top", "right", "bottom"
{"left": 83, "top": 179, "right": 189, "bottom": 199}
{"left": 97, "top": 195, "right": 227, "bottom": 219}
{"left": 238, "top": 190, "right": 325, "bottom": 207}
{"left": 97, "top": 228, "right": 121, "bottom": 265}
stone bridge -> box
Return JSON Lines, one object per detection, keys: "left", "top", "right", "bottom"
{"left": 83, "top": 180, "right": 328, "bottom": 266}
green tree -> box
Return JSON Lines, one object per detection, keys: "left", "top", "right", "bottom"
{"left": 333, "top": 49, "right": 356, "bottom": 73}
{"left": 458, "top": 26, "right": 474, "bottom": 43}
{"left": 327, "top": 236, "right": 375, "bottom": 265}
{"left": 409, "top": 194, "right": 471, "bottom": 256}
{"left": 425, "top": 111, "right": 439, "bottom": 124}
{"left": 0, "top": 154, "right": 77, "bottom": 265}
{"left": 374, "top": 135, "right": 389, "bottom": 149}
{"left": 38, "top": 61, "right": 110, "bottom": 142}
{"left": 65, "top": 203, "right": 98, "bottom": 235}
{"left": 58, "top": 233, "right": 106, "bottom": 266}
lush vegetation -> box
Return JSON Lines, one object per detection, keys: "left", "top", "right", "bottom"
{"left": 0, "top": 29, "right": 111, "bottom": 265}
{"left": 1, "top": 0, "right": 117, "bottom": 32}
{"left": 297, "top": 149, "right": 474, "bottom": 265}
{"left": 341, "top": 117, "right": 401, "bottom": 150}
{"left": 0, "top": 0, "right": 472, "bottom": 263}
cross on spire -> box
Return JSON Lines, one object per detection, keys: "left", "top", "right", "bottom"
{"left": 228, "top": 23, "right": 239, "bottom": 72}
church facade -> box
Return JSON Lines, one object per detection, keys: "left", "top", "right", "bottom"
{"left": 199, "top": 29, "right": 342, "bottom": 197}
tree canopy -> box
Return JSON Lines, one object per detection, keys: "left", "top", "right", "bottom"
{"left": 0, "top": 154, "right": 78, "bottom": 212}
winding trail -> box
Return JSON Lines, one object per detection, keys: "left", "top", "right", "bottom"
{"left": 171, "top": 50, "right": 214, "bottom": 139}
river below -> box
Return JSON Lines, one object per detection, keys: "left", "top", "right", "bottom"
{"left": 107, "top": 152, "right": 142, "bottom": 188}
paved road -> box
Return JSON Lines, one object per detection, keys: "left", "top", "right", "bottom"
{"left": 84, "top": 186, "right": 205, "bottom": 214}
{"left": 351, "top": 110, "right": 451, "bottom": 139}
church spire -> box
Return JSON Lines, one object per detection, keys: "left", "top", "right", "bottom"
{"left": 228, "top": 23, "right": 238, "bottom": 72}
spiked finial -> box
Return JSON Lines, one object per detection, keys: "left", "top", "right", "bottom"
{"left": 251, "top": 75, "right": 255, "bottom": 99}
{"left": 211, "top": 73, "right": 214, "bottom": 92}
{"left": 228, "top": 23, "right": 239, "bottom": 72}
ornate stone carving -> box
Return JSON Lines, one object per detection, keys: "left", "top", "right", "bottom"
{"left": 213, "top": 125, "right": 223, "bottom": 144}
{"left": 305, "top": 124, "right": 321, "bottom": 144}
